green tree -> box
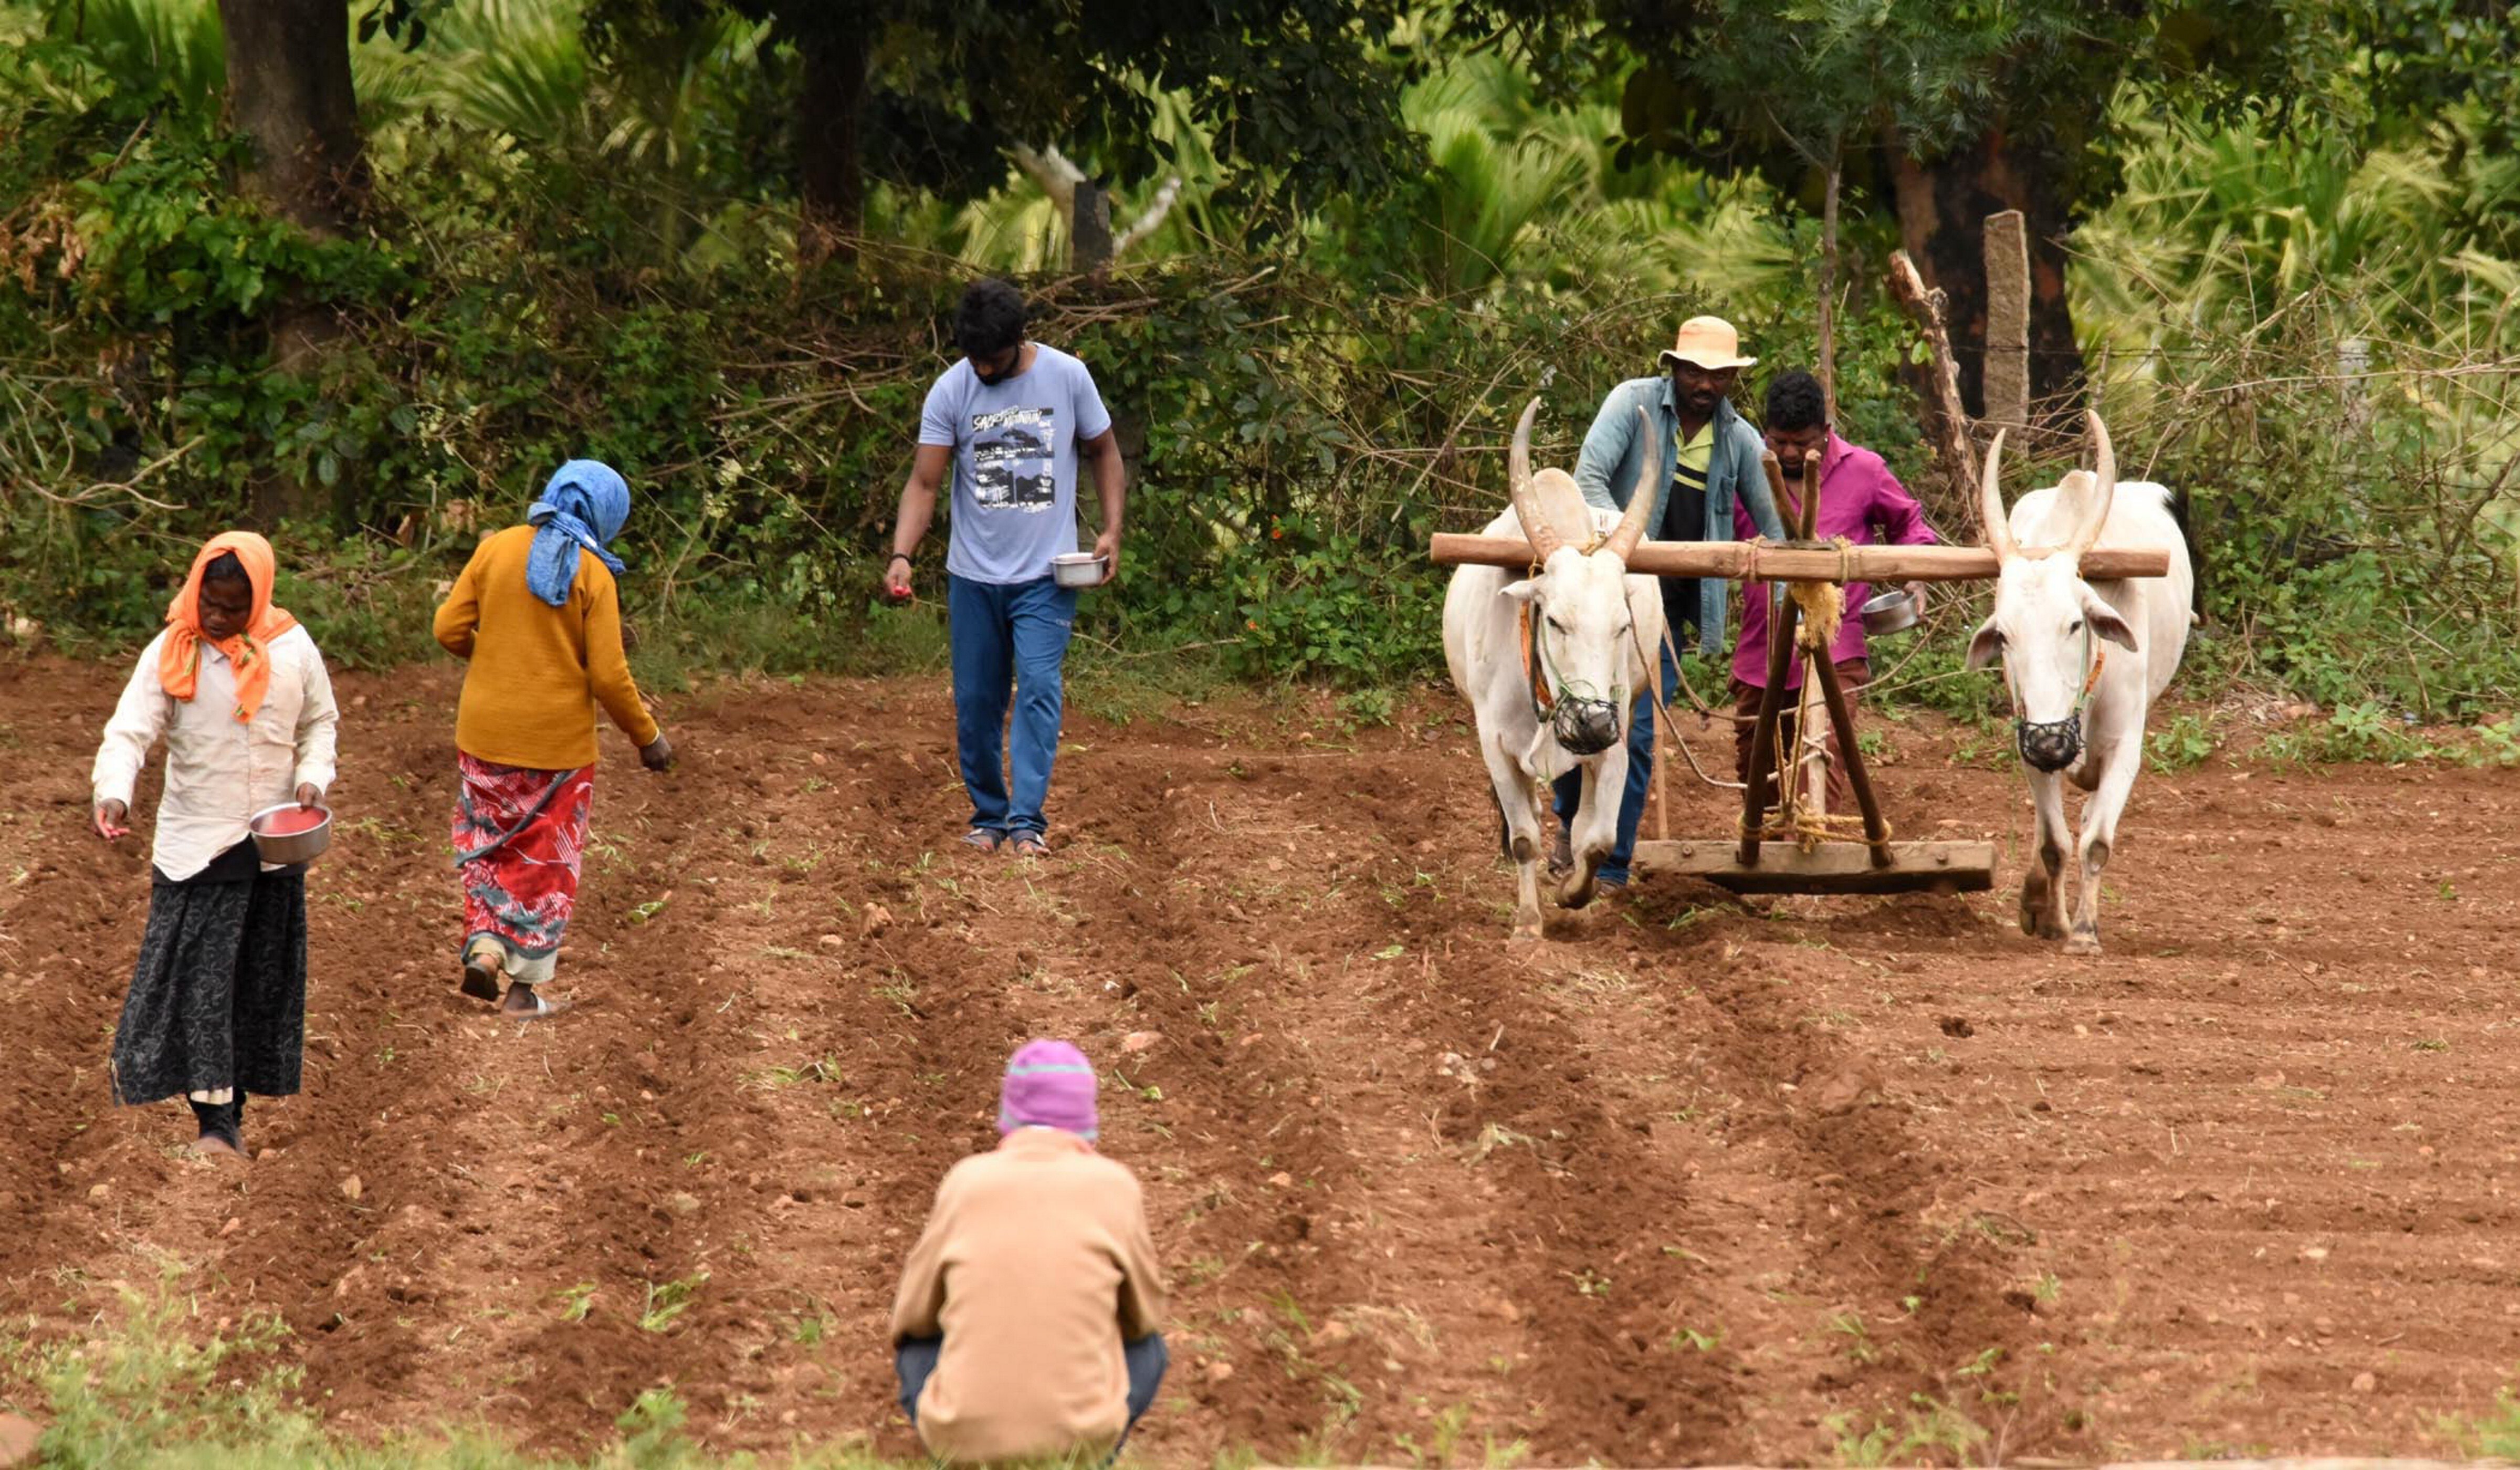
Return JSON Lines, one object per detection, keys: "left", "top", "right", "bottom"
{"left": 593, "top": 0, "right": 1478, "bottom": 265}
{"left": 1592, "top": 0, "right": 2332, "bottom": 418}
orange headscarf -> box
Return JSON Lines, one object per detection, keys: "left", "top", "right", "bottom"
{"left": 159, "top": 531, "right": 300, "bottom": 722}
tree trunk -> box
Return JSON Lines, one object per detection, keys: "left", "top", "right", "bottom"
{"left": 218, "top": 0, "right": 365, "bottom": 243}
{"left": 1071, "top": 177, "right": 1114, "bottom": 273}
{"left": 1888, "top": 128, "right": 2084, "bottom": 432}
{"left": 796, "top": 23, "right": 869, "bottom": 268}
{"left": 216, "top": 0, "right": 367, "bottom": 524}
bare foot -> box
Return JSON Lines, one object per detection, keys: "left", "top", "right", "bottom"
{"left": 190, "top": 1133, "right": 247, "bottom": 1161}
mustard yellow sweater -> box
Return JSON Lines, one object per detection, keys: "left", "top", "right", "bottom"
{"left": 433, "top": 525, "right": 659, "bottom": 770}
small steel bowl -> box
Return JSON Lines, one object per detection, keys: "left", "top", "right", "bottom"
{"left": 248, "top": 803, "right": 332, "bottom": 865}
{"left": 1051, "top": 552, "right": 1108, "bottom": 589}
{"left": 1858, "top": 587, "right": 1922, "bottom": 636}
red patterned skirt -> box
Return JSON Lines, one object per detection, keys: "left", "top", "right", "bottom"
{"left": 452, "top": 753, "right": 592, "bottom": 985}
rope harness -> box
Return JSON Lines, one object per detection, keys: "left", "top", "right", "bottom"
{"left": 1517, "top": 559, "right": 1626, "bottom": 758}
{"left": 2009, "top": 622, "right": 2107, "bottom": 771}
{"left": 1728, "top": 538, "right": 1891, "bottom": 852}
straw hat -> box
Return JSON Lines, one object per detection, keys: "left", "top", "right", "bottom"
{"left": 1657, "top": 316, "right": 1757, "bottom": 372}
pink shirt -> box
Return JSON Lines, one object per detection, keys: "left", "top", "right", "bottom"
{"left": 1732, "top": 434, "right": 1937, "bottom": 688}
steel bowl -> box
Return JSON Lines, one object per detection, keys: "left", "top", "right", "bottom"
{"left": 1051, "top": 552, "right": 1108, "bottom": 589}
{"left": 1858, "top": 587, "right": 1922, "bottom": 637}
{"left": 248, "top": 802, "right": 332, "bottom": 865}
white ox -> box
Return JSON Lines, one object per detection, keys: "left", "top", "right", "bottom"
{"left": 1443, "top": 398, "right": 1664, "bottom": 942}
{"left": 1967, "top": 411, "right": 2196, "bottom": 955}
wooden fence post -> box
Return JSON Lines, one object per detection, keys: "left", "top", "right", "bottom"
{"left": 1983, "top": 209, "right": 2031, "bottom": 435}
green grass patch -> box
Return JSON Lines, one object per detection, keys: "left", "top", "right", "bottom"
{"left": 2, "top": 1258, "right": 1167, "bottom": 1467}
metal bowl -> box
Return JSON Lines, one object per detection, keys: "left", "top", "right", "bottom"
{"left": 1858, "top": 587, "right": 1922, "bottom": 637}
{"left": 1050, "top": 552, "right": 1108, "bottom": 589}
{"left": 248, "top": 803, "right": 332, "bottom": 865}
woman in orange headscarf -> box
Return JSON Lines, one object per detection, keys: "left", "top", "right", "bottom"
{"left": 91, "top": 532, "right": 340, "bottom": 1159}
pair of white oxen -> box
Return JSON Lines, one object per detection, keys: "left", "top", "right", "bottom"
{"left": 1443, "top": 401, "right": 2197, "bottom": 951}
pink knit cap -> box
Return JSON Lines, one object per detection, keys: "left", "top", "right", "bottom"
{"left": 997, "top": 1038, "right": 1099, "bottom": 1141}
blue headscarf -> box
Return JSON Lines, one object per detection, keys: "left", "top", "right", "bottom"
{"left": 524, "top": 460, "right": 630, "bottom": 608}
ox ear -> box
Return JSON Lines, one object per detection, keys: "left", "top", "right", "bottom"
{"left": 2080, "top": 586, "right": 2139, "bottom": 651}
{"left": 1965, "top": 620, "right": 2005, "bottom": 671}
{"left": 1502, "top": 579, "right": 1539, "bottom": 604}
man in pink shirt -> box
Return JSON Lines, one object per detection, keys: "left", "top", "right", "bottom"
{"left": 1731, "top": 371, "right": 1939, "bottom": 804}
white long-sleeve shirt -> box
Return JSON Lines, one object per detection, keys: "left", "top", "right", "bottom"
{"left": 91, "top": 626, "right": 341, "bottom": 881}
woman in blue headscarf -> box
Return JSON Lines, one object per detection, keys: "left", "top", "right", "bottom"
{"left": 432, "top": 461, "right": 677, "bottom": 1019}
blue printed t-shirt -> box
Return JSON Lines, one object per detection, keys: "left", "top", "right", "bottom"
{"left": 919, "top": 343, "right": 1112, "bottom": 585}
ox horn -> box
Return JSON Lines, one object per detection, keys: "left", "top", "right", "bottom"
{"left": 1979, "top": 428, "right": 2019, "bottom": 560}
{"left": 1602, "top": 405, "right": 1659, "bottom": 562}
{"left": 2065, "top": 409, "right": 2117, "bottom": 560}
{"left": 1507, "top": 397, "right": 1566, "bottom": 563}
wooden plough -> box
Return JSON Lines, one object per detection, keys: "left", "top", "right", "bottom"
{"left": 1431, "top": 455, "right": 2172, "bottom": 897}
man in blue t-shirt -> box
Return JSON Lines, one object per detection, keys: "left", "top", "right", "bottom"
{"left": 884, "top": 280, "right": 1127, "bottom": 857}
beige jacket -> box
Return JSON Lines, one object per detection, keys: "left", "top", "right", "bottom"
{"left": 889, "top": 1129, "right": 1167, "bottom": 1463}
{"left": 93, "top": 626, "right": 339, "bottom": 880}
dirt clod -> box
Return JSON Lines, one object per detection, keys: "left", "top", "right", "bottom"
{"left": 2, "top": 659, "right": 2514, "bottom": 1464}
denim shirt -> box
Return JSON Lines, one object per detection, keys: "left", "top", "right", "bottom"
{"left": 1571, "top": 377, "right": 1787, "bottom": 657}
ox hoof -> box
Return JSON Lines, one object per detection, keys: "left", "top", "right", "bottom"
{"left": 1510, "top": 923, "right": 1546, "bottom": 946}
{"left": 2064, "top": 930, "right": 2102, "bottom": 957}
{"left": 1556, "top": 870, "right": 1599, "bottom": 910}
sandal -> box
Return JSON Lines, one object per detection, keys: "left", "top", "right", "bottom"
{"left": 459, "top": 946, "right": 504, "bottom": 1003}
{"left": 959, "top": 827, "right": 1005, "bottom": 852}
{"left": 500, "top": 990, "right": 573, "bottom": 1022}
{"left": 1009, "top": 832, "right": 1049, "bottom": 858}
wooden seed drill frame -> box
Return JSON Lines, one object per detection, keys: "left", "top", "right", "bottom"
{"left": 1430, "top": 239, "right": 2175, "bottom": 897}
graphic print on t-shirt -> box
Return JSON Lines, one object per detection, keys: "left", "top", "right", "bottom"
{"left": 970, "top": 406, "right": 1057, "bottom": 513}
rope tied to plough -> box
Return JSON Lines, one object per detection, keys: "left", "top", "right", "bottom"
{"left": 1787, "top": 545, "right": 1852, "bottom": 655}
{"left": 1730, "top": 538, "right": 1891, "bottom": 852}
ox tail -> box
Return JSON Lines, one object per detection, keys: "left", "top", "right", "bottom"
{"left": 2166, "top": 485, "right": 2204, "bottom": 622}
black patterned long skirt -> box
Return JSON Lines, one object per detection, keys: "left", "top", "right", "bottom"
{"left": 111, "top": 867, "right": 307, "bottom": 1107}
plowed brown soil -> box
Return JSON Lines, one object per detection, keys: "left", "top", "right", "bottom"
{"left": 2, "top": 654, "right": 2516, "bottom": 1465}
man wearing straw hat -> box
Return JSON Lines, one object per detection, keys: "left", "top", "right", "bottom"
{"left": 1549, "top": 315, "right": 1789, "bottom": 888}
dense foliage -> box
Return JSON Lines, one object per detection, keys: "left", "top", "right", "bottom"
{"left": 3, "top": 0, "right": 2516, "bottom": 725}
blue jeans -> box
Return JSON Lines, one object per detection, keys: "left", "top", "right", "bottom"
{"left": 1551, "top": 640, "right": 1680, "bottom": 888}
{"left": 948, "top": 573, "right": 1078, "bottom": 837}
{"left": 896, "top": 1331, "right": 1168, "bottom": 1458}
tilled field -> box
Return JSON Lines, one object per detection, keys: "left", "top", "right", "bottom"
{"left": 3, "top": 655, "right": 2516, "bottom": 1464}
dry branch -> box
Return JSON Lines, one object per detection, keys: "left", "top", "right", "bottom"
{"left": 1886, "top": 250, "right": 1985, "bottom": 540}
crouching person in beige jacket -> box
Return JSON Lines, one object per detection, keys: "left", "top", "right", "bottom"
{"left": 891, "top": 1039, "right": 1169, "bottom": 1464}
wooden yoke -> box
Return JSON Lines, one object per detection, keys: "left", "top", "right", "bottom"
{"left": 1429, "top": 536, "right": 2172, "bottom": 582}
{"left": 1424, "top": 412, "right": 2164, "bottom": 897}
